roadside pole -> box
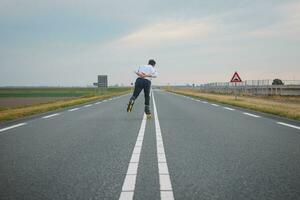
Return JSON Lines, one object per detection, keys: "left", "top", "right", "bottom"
{"left": 235, "top": 82, "right": 237, "bottom": 100}
{"left": 230, "top": 71, "right": 242, "bottom": 100}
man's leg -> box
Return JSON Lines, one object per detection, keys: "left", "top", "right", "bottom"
{"left": 143, "top": 80, "right": 151, "bottom": 115}
{"left": 131, "top": 79, "right": 143, "bottom": 100}
{"left": 127, "top": 78, "right": 143, "bottom": 112}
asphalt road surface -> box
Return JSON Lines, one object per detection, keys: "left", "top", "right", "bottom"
{"left": 1, "top": 90, "right": 300, "bottom": 200}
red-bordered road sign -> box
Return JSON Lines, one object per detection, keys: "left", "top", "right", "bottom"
{"left": 230, "top": 72, "right": 242, "bottom": 82}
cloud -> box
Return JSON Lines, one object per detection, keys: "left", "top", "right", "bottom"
{"left": 247, "top": 2, "right": 300, "bottom": 39}
{"left": 112, "top": 19, "right": 216, "bottom": 48}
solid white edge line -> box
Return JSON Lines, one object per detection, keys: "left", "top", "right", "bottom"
{"left": 243, "top": 112, "right": 261, "bottom": 118}
{"left": 152, "top": 92, "right": 175, "bottom": 200}
{"left": 42, "top": 113, "right": 60, "bottom": 119}
{"left": 277, "top": 122, "right": 300, "bottom": 130}
{"left": 119, "top": 114, "right": 147, "bottom": 200}
{"left": 0, "top": 123, "right": 27, "bottom": 133}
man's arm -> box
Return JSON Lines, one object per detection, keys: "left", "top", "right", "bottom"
{"left": 151, "top": 69, "right": 158, "bottom": 78}
{"left": 135, "top": 71, "right": 146, "bottom": 78}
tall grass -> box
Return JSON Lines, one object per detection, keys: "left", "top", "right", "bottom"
{"left": 167, "top": 88, "right": 300, "bottom": 121}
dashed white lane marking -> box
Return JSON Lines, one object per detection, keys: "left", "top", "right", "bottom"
{"left": 94, "top": 102, "right": 101, "bottom": 105}
{"left": 211, "top": 103, "right": 219, "bottom": 107}
{"left": 83, "top": 104, "right": 92, "bottom": 108}
{"left": 243, "top": 112, "right": 261, "bottom": 118}
{"left": 119, "top": 114, "right": 147, "bottom": 200}
{"left": 0, "top": 123, "right": 27, "bottom": 133}
{"left": 277, "top": 122, "right": 300, "bottom": 130}
{"left": 68, "top": 108, "right": 80, "bottom": 112}
{"left": 152, "top": 93, "right": 175, "bottom": 200}
{"left": 224, "top": 107, "right": 235, "bottom": 111}
{"left": 168, "top": 92, "right": 300, "bottom": 132}
{"left": 42, "top": 113, "right": 60, "bottom": 119}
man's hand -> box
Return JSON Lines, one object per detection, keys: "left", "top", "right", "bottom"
{"left": 136, "top": 72, "right": 151, "bottom": 78}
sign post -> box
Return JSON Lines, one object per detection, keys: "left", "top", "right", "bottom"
{"left": 230, "top": 72, "right": 242, "bottom": 100}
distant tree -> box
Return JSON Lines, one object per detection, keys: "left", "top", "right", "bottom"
{"left": 272, "top": 79, "right": 284, "bottom": 85}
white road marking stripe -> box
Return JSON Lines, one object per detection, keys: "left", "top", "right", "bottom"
{"left": 134, "top": 146, "right": 143, "bottom": 154}
{"left": 0, "top": 123, "right": 27, "bottom": 133}
{"left": 126, "top": 163, "right": 138, "bottom": 175}
{"left": 202, "top": 101, "right": 208, "bottom": 104}
{"left": 119, "top": 114, "right": 147, "bottom": 200}
{"left": 94, "top": 102, "right": 101, "bottom": 105}
{"left": 83, "top": 104, "right": 92, "bottom": 108}
{"left": 152, "top": 93, "right": 175, "bottom": 200}
{"left": 224, "top": 107, "right": 235, "bottom": 111}
{"left": 158, "top": 163, "right": 170, "bottom": 174}
{"left": 277, "top": 122, "right": 300, "bottom": 130}
{"left": 158, "top": 154, "right": 167, "bottom": 162}
{"left": 161, "top": 191, "right": 175, "bottom": 199}
{"left": 68, "top": 108, "right": 80, "bottom": 112}
{"left": 130, "top": 154, "right": 140, "bottom": 163}
{"left": 121, "top": 175, "right": 136, "bottom": 191}
{"left": 159, "top": 175, "right": 173, "bottom": 191}
{"left": 42, "top": 113, "right": 60, "bottom": 119}
{"left": 119, "top": 191, "right": 134, "bottom": 200}
{"left": 243, "top": 112, "right": 261, "bottom": 118}
{"left": 211, "top": 103, "right": 219, "bottom": 107}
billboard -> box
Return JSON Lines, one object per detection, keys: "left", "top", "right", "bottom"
{"left": 97, "top": 75, "right": 108, "bottom": 88}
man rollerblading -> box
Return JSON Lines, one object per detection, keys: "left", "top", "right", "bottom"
{"left": 127, "top": 59, "right": 157, "bottom": 118}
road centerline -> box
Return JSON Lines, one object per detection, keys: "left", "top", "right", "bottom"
{"left": 152, "top": 92, "right": 175, "bottom": 200}
{"left": 119, "top": 114, "right": 147, "bottom": 200}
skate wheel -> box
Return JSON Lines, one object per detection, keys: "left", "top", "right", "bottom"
{"left": 146, "top": 114, "right": 152, "bottom": 119}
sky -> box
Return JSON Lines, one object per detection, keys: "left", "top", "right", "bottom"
{"left": 0, "top": 0, "right": 300, "bottom": 86}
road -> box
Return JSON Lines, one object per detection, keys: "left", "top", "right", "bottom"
{"left": 1, "top": 90, "right": 300, "bottom": 200}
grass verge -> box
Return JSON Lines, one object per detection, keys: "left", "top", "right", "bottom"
{"left": 0, "top": 89, "right": 130, "bottom": 123}
{"left": 166, "top": 88, "right": 300, "bottom": 121}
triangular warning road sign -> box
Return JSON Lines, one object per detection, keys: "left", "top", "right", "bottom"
{"left": 230, "top": 72, "right": 242, "bottom": 82}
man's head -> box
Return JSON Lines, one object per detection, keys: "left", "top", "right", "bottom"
{"left": 148, "top": 59, "right": 156, "bottom": 66}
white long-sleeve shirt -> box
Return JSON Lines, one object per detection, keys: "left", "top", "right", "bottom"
{"left": 135, "top": 65, "right": 158, "bottom": 81}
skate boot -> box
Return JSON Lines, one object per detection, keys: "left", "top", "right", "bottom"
{"left": 127, "top": 98, "right": 135, "bottom": 112}
{"left": 145, "top": 105, "right": 152, "bottom": 119}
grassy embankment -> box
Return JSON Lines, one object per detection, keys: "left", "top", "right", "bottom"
{"left": 0, "top": 87, "right": 131, "bottom": 122}
{"left": 166, "top": 88, "right": 300, "bottom": 121}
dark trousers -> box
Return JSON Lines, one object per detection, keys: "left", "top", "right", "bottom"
{"left": 131, "top": 78, "right": 151, "bottom": 106}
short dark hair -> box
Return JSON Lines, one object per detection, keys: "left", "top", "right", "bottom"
{"left": 148, "top": 59, "right": 156, "bottom": 66}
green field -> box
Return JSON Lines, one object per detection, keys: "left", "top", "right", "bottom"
{"left": 0, "top": 87, "right": 131, "bottom": 122}
{"left": 0, "top": 87, "right": 129, "bottom": 98}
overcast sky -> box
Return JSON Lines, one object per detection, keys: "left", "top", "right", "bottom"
{"left": 0, "top": 0, "right": 299, "bottom": 86}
